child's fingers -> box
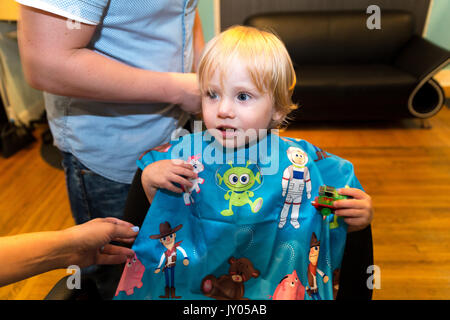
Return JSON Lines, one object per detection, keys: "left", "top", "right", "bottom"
{"left": 342, "top": 216, "right": 370, "bottom": 230}
{"left": 171, "top": 159, "right": 194, "bottom": 169}
{"left": 170, "top": 158, "right": 186, "bottom": 165}
{"left": 334, "top": 199, "right": 368, "bottom": 210}
{"left": 334, "top": 208, "right": 364, "bottom": 218}
{"left": 172, "top": 166, "right": 197, "bottom": 180}
{"left": 172, "top": 160, "right": 194, "bottom": 170}
{"left": 169, "top": 173, "right": 193, "bottom": 190}
{"left": 170, "top": 173, "right": 194, "bottom": 187}
{"left": 163, "top": 180, "right": 184, "bottom": 194}
{"left": 178, "top": 163, "right": 194, "bottom": 170}
{"left": 337, "top": 187, "right": 368, "bottom": 200}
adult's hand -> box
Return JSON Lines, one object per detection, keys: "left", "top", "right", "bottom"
{"left": 0, "top": 218, "right": 139, "bottom": 287}
{"left": 63, "top": 218, "right": 139, "bottom": 268}
{"left": 171, "top": 73, "right": 202, "bottom": 114}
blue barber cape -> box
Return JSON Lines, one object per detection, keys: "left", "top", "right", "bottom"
{"left": 114, "top": 131, "right": 363, "bottom": 300}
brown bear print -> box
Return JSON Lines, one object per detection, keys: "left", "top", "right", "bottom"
{"left": 200, "top": 257, "right": 260, "bottom": 300}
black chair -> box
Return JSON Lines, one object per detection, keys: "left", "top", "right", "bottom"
{"left": 245, "top": 10, "right": 450, "bottom": 122}
{"left": 45, "top": 168, "right": 374, "bottom": 300}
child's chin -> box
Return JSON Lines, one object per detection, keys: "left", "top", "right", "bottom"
{"left": 220, "top": 135, "right": 256, "bottom": 149}
{"left": 222, "top": 139, "right": 242, "bottom": 149}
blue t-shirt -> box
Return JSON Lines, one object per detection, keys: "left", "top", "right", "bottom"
{"left": 16, "top": 0, "right": 198, "bottom": 183}
{"left": 114, "top": 132, "right": 364, "bottom": 300}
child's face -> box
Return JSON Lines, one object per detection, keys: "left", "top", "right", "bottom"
{"left": 201, "top": 58, "right": 282, "bottom": 148}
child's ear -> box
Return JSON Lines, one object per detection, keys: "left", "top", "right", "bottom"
{"left": 272, "top": 109, "right": 284, "bottom": 123}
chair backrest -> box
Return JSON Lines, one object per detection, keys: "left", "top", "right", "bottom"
{"left": 245, "top": 10, "right": 414, "bottom": 65}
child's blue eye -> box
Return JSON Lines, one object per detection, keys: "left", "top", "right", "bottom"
{"left": 207, "top": 91, "right": 218, "bottom": 99}
{"left": 237, "top": 93, "right": 251, "bottom": 101}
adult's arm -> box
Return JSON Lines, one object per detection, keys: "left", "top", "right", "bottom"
{"left": 0, "top": 218, "right": 138, "bottom": 288}
{"left": 17, "top": 5, "right": 201, "bottom": 113}
{"left": 192, "top": 8, "right": 205, "bottom": 72}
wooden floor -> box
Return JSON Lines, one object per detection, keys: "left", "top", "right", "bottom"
{"left": 0, "top": 124, "right": 73, "bottom": 300}
{"left": 0, "top": 107, "right": 449, "bottom": 300}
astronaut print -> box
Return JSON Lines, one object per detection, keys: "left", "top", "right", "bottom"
{"left": 279, "top": 147, "right": 312, "bottom": 229}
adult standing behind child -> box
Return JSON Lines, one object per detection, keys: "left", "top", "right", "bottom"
{"left": 16, "top": 0, "right": 205, "bottom": 224}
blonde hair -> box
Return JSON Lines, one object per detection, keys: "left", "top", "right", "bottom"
{"left": 197, "top": 25, "right": 298, "bottom": 128}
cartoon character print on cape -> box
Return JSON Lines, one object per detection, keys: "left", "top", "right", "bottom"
{"left": 182, "top": 155, "right": 205, "bottom": 206}
{"left": 279, "top": 147, "right": 312, "bottom": 229}
{"left": 269, "top": 270, "right": 305, "bottom": 300}
{"left": 114, "top": 131, "right": 364, "bottom": 300}
{"left": 115, "top": 254, "right": 145, "bottom": 296}
{"left": 150, "top": 221, "right": 190, "bottom": 299}
{"left": 201, "top": 257, "right": 260, "bottom": 300}
{"left": 215, "top": 160, "right": 263, "bottom": 216}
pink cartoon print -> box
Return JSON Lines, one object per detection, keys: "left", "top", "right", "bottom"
{"left": 181, "top": 155, "right": 205, "bottom": 206}
{"left": 270, "top": 270, "right": 305, "bottom": 300}
{"left": 115, "top": 254, "right": 145, "bottom": 296}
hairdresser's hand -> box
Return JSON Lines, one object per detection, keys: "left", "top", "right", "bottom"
{"left": 333, "top": 188, "right": 373, "bottom": 233}
{"left": 172, "top": 73, "right": 201, "bottom": 114}
{"left": 63, "top": 218, "right": 139, "bottom": 267}
{"left": 142, "top": 159, "right": 198, "bottom": 202}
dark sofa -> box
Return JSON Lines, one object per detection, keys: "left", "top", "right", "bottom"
{"left": 245, "top": 11, "right": 450, "bottom": 121}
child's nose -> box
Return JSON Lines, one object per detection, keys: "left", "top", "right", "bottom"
{"left": 217, "top": 99, "right": 235, "bottom": 118}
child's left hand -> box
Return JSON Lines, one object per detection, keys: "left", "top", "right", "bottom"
{"left": 333, "top": 188, "right": 373, "bottom": 233}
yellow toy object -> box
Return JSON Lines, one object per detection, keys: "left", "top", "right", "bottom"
{"left": 0, "top": 0, "right": 19, "bottom": 21}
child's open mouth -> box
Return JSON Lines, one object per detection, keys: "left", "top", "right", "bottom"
{"left": 217, "top": 126, "right": 238, "bottom": 138}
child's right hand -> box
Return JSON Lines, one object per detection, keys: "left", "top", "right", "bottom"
{"left": 141, "top": 159, "right": 197, "bottom": 202}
